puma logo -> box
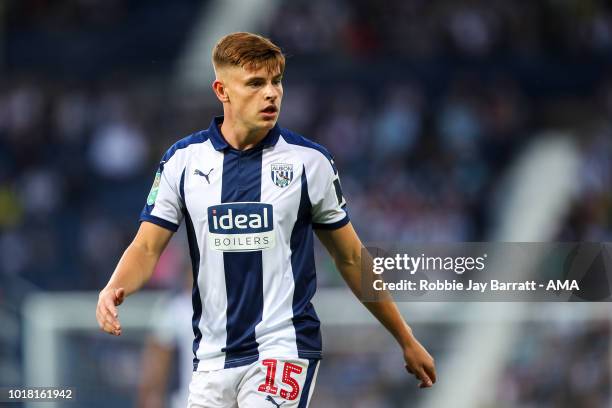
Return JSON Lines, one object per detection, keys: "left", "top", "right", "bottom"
{"left": 265, "top": 395, "right": 286, "bottom": 407}
{"left": 194, "top": 168, "right": 214, "bottom": 184}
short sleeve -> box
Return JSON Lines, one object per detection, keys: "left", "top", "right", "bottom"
{"left": 139, "top": 154, "right": 184, "bottom": 231}
{"left": 310, "top": 156, "right": 349, "bottom": 230}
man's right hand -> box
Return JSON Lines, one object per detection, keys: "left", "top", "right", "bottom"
{"left": 94, "top": 222, "right": 174, "bottom": 336}
{"left": 96, "top": 287, "right": 125, "bottom": 336}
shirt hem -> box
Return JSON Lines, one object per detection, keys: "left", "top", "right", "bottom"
{"left": 312, "top": 214, "right": 349, "bottom": 230}
{"left": 193, "top": 350, "right": 322, "bottom": 371}
{"left": 140, "top": 214, "right": 180, "bottom": 232}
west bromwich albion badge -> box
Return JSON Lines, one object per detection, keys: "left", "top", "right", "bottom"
{"left": 271, "top": 163, "right": 293, "bottom": 188}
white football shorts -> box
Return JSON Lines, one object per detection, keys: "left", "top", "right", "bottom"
{"left": 188, "top": 358, "right": 320, "bottom": 408}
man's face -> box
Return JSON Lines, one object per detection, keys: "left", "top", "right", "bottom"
{"left": 217, "top": 64, "right": 283, "bottom": 134}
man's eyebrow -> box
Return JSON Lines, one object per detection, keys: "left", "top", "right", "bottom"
{"left": 244, "top": 73, "right": 283, "bottom": 82}
{"left": 244, "top": 76, "right": 265, "bottom": 82}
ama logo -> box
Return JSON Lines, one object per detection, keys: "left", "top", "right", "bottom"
{"left": 207, "top": 203, "right": 275, "bottom": 252}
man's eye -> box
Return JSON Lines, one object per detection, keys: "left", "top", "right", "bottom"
{"left": 273, "top": 79, "right": 282, "bottom": 85}
{"left": 248, "top": 81, "right": 262, "bottom": 87}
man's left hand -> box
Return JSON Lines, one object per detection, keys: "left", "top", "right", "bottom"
{"left": 403, "top": 337, "right": 437, "bottom": 388}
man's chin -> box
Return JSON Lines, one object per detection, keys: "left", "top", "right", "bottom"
{"left": 258, "top": 118, "right": 277, "bottom": 129}
{"left": 246, "top": 116, "right": 277, "bottom": 136}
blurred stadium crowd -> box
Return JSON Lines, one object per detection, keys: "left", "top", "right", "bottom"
{"left": 497, "top": 320, "right": 610, "bottom": 408}
{"left": 1, "top": 0, "right": 611, "bottom": 407}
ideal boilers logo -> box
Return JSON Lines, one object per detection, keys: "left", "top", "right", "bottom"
{"left": 207, "top": 203, "right": 275, "bottom": 252}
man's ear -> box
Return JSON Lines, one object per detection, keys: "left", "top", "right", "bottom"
{"left": 212, "top": 79, "right": 229, "bottom": 103}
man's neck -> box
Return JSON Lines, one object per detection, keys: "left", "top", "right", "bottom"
{"left": 220, "top": 118, "right": 268, "bottom": 151}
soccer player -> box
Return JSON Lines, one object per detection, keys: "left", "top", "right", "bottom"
{"left": 96, "top": 32, "right": 436, "bottom": 407}
{"left": 137, "top": 271, "right": 193, "bottom": 408}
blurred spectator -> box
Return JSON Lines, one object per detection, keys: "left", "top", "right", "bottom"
{"left": 371, "top": 84, "right": 423, "bottom": 162}
{"left": 88, "top": 119, "right": 148, "bottom": 179}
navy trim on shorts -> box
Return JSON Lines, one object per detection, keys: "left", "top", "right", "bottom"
{"left": 298, "top": 359, "right": 320, "bottom": 408}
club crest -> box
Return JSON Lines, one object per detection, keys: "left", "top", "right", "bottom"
{"left": 271, "top": 163, "right": 293, "bottom": 188}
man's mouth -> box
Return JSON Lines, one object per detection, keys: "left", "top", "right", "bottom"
{"left": 261, "top": 105, "right": 278, "bottom": 114}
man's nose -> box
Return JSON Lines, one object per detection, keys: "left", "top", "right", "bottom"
{"left": 264, "top": 84, "right": 279, "bottom": 100}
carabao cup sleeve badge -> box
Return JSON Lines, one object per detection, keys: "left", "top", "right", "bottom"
{"left": 147, "top": 170, "right": 161, "bottom": 205}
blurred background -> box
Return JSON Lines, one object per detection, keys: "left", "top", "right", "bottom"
{"left": 0, "top": 0, "right": 611, "bottom": 407}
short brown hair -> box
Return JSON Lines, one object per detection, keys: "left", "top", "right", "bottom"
{"left": 212, "top": 32, "right": 285, "bottom": 74}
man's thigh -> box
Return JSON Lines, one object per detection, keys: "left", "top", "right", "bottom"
{"left": 237, "top": 358, "right": 320, "bottom": 408}
{"left": 188, "top": 366, "right": 245, "bottom": 408}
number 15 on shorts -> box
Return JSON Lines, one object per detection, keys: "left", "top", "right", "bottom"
{"left": 257, "top": 359, "right": 306, "bottom": 401}
{"left": 258, "top": 359, "right": 303, "bottom": 401}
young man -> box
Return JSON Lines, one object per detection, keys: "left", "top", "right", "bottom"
{"left": 96, "top": 32, "right": 436, "bottom": 407}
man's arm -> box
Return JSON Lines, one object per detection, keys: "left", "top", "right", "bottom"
{"left": 95, "top": 222, "right": 174, "bottom": 336}
{"left": 316, "top": 222, "right": 436, "bottom": 388}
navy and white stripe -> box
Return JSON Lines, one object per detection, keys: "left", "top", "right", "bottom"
{"left": 220, "top": 146, "right": 264, "bottom": 368}
{"left": 140, "top": 116, "right": 349, "bottom": 371}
